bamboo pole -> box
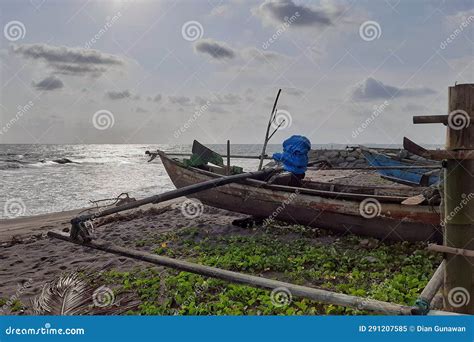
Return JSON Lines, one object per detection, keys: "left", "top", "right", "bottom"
{"left": 49, "top": 231, "right": 416, "bottom": 315}
{"left": 258, "top": 89, "right": 281, "bottom": 170}
{"left": 414, "top": 261, "right": 445, "bottom": 314}
{"left": 226, "top": 140, "right": 231, "bottom": 176}
{"left": 428, "top": 244, "right": 474, "bottom": 258}
{"left": 307, "top": 165, "right": 440, "bottom": 171}
{"left": 148, "top": 152, "right": 272, "bottom": 160}
{"left": 70, "top": 162, "right": 279, "bottom": 241}
{"left": 443, "top": 84, "right": 474, "bottom": 314}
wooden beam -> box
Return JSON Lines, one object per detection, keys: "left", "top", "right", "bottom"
{"left": 428, "top": 244, "right": 474, "bottom": 258}
{"left": 403, "top": 137, "right": 474, "bottom": 160}
{"left": 413, "top": 115, "right": 448, "bottom": 125}
{"left": 48, "top": 231, "right": 417, "bottom": 315}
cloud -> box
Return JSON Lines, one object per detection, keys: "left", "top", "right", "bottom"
{"left": 32, "top": 75, "right": 64, "bottom": 91}
{"left": 169, "top": 96, "right": 192, "bottom": 106}
{"left": 195, "top": 93, "right": 242, "bottom": 106}
{"left": 135, "top": 107, "right": 148, "bottom": 113}
{"left": 284, "top": 88, "right": 304, "bottom": 96}
{"left": 254, "top": 0, "right": 342, "bottom": 28}
{"left": 194, "top": 39, "right": 236, "bottom": 60}
{"left": 351, "top": 77, "right": 436, "bottom": 101}
{"left": 210, "top": 4, "right": 232, "bottom": 17}
{"left": 12, "top": 43, "right": 124, "bottom": 77}
{"left": 402, "top": 103, "right": 428, "bottom": 112}
{"left": 241, "top": 47, "right": 287, "bottom": 63}
{"left": 153, "top": 94, "right": 162, "bottom": 102}
{"left": 193, "top": 39, "right": 287, "bottom": 66}
{"left": 106, "top": 90, "right": 132, "bottom": 100}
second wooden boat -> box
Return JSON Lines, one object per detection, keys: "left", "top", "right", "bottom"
{"left": 361, "top": 148, "right": 440, "bottom": 186}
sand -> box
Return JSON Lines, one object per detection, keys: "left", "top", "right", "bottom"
{"left": 0, "top": 198, "right": 248, "bottom": 314}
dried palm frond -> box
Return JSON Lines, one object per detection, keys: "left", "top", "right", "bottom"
{"left": 32, "top": 272, "right": 138, "bottom": 315}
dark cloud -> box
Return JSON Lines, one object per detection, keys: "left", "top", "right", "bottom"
{"left": 153, "top": 94, "right": 162, "bottom": 102}
{"left": 255, "top": 0, "right": 341, "bottom": 28}
{"left": 12, "top": 44, "right": 124, "bottom": 77}
{"left": 32, "top": 75, "right": 64, "bottom": 91}
{"left": 352, "top": 77, "right": 436, "bottom": 101}
{"left": 106, "top": 90, "right": 132, "bottom": 100}
{"left": 169, "top": 96, "right": 192, "bottom": 106}
{"left": 194, "top": 39, "right": 236, "bottom": 60}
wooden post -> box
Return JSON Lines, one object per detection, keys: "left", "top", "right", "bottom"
{"left": 226, "top": 140, "right": 231, "bottom": 175}
{"left": 443, "top": 84, "right": 474, "bottom": 314}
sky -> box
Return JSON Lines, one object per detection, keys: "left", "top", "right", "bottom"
{"left": 0, "top": 0, "right": 473, "bottom": 145}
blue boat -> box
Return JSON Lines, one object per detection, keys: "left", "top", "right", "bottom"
{"left": 361, "top": 149, "right": 440, "bottom": 186}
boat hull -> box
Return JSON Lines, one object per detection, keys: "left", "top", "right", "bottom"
{"left": 362, "top": 150, "right": 439, "bottom": 186}
{"left": 160, "top": 155, "right": 442, "bottom": 242}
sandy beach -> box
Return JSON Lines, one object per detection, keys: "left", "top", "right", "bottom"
{"left": 0, "top": 198, "right": 252, "bottom": 314}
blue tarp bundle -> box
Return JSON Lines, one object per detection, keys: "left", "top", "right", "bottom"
{"left": 272, "top": 135, "right": 311, "bottom": 175}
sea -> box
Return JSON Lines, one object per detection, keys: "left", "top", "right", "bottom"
{"left": 0, "top": 143, "right": 401, "bottom": 219}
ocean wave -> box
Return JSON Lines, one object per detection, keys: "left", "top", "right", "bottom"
{"left": 0, "top": 162, "right": 23, "bottom": 170}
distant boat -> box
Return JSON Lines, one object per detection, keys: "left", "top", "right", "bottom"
{"left": 361, "top": 148, "right": 440, "bottom": 186}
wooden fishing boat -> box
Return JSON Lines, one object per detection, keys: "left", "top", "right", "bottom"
{"left": 159, "top": 151, "right": 442, "bottom": 243}
{"left": 361, "top": 148, "right": 440, "bottom": 186}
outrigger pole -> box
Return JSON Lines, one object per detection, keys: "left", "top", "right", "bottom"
{"left": 69, "top": 152, "right": 279, "bottom": 243}
{"left": 50, "top": 230, "right": 432, "bottom": 315}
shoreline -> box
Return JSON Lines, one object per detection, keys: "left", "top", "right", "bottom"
{"left": 0, "top": 199, "right": 186, "bottom": 244}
